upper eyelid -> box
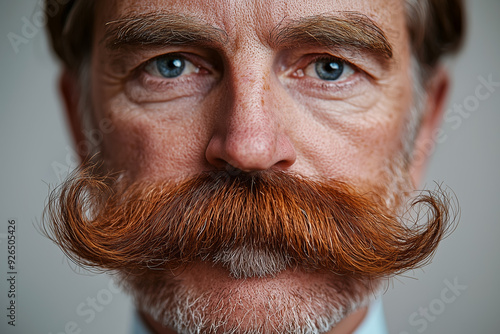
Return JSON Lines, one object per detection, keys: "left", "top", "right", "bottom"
{"left": 143, "top": 52, "right": 220, "bottom": 76}
{"left": 134, "top": 51, "right": 367, "bottom": 82}
{"left": 136, "top": 54, "right": 205, "bottom": 81}
{"left": 285, "top": 51, "right": 357, "bottom": 71}
{"left": 323, "top": 55, "right": 381, "bottom": 82}
{"left": 144, "top": 53, "right": 192, "bottom": 70}
{"left": 307, "top": 54, "right": 357, "bottom": 69}
{"left": 297, "top": 54, "right": 362, "bottom": 78}
{"left": 276, "top": 44, "right": 386, "bottom": 81}
{"left": 144, "top": 55, "right": 191, "bottom": 76}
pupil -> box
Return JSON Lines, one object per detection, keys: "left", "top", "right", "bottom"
{"left": 157, "top": 56, "right": 185, "bottom": 78}
{"left": 315, "top": 60, "right": 344, "bottom": 81}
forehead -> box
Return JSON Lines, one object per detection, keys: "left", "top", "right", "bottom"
{"left": 95, "top": 0, "right": 406, "bottom": 49}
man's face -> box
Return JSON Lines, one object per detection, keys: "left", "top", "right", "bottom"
{"left": 63, "top": 0, "right": 435, "bottom": 332}
{"left": 91, "top": 0, "right": 413, "bottom": 185}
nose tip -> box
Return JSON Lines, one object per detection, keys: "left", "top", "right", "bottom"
{"left": 205, "top": 128, "right": 296, "bottom": 172}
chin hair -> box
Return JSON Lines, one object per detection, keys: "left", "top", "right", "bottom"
{"left": 211, "top": 246, "right": 293, "bottom": 279}
{"left": 120, "top": 266, "right": 383, "bottom": 334}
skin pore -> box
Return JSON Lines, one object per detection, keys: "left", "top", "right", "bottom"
{"left": 60, "top": 0, "right": 449, "bottom": 333}
{"left": 90, "top": 0, "right": 413, "bottom": 184}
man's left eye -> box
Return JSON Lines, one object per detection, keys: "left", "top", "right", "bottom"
{"left": 145, "top": 54, "right": 199, "bottom": 79}
{"left": 304, "top": 57, "right": 355, "bottom": 82}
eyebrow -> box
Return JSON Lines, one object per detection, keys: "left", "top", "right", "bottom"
{"left": 103, "top": 11, "right": 393, "bottom": 63}
{"left": 103, "top": 13, "right": 228, "bottom": 50}
{"left": 271, "top": 12, "right": 393, "bottom": 61}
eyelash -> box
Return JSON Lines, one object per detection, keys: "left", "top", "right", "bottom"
{"left": 124, "top": 53, "right": 218, "bottom": 103}
{"left": 139, "top": 52, "right": 359, "bottom": 79}
{"left": 297, "top": 55, "right": 358, "bottom": 80}
{"left": 127, "top": 51, "right": 367, "bottom": 104}
{"left": 143, "top": 54, "right": 206, "bottom": 79}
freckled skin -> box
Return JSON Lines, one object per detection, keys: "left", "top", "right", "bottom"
{"left": 92, "top": 0, "right": 413, "bottom": 183}
{"left": 61, "top": 0, "right": 449, "bottom": 332}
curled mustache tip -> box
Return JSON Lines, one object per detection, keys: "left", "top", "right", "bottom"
{"left": 41, "top": 164, "right": 458, "bottom": 279}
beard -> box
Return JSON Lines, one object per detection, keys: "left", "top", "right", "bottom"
{"left": 42, "top": 156, "right": 453, "bottom": 333}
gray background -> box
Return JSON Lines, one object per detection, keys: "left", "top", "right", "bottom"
{"left": 0, "top": 0, "right": 498, "bottom": 333}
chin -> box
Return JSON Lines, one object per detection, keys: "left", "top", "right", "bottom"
{"left": 121, "top": 261, "right": 382, "bottom": 334}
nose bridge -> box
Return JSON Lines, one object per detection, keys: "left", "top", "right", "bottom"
{"left": 228, "top": 53, "right": 274, "bottom": 141}
{"left": 205, "top": 49, "right": 296, "bottom": 171}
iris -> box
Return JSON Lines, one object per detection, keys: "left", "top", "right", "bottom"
{"left": 156, "top": 56, "right": 186, "bottom": 78}
{"left": 315, "top": 59, "right": 344, "bottom": 81}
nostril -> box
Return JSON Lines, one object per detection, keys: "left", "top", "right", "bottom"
{"left": 273, "top": 158, "right": 295, "bottom": 171}
{"left": 209, "top": 156, "right": 229, "bottom": 169}
{"left": 205, "top": 128, "right": 297, "bottom": 173}
{"left": 224, "top": 164, "right": 246, "bottom": 177}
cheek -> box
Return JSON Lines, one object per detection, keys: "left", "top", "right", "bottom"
{"left": 347, "top": 107, "right": 409, "bottom": 182}
{"left": 99, "top": 97, "right": 212, "bottom": 180}
{"left": 291, "top": 96, "right": 409, "bottom": 184}
{"left": 352, "top": 109, "right": 404, "bottom": 172}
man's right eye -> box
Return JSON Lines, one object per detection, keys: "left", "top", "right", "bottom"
{"left": 145, "top": 54, "right": 200, "bottom": 79}
{"left": 125, "top": 52, "right": 218, "bottom": 103}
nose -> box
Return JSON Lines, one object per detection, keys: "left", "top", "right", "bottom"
{"left": 205, "top": 63, "right": 296, "bottom": 172}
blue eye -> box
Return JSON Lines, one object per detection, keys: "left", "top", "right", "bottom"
{"left": 304, "top": 57, "right": 355, "bottom": 82}
{"left": 145, "top": 54, "right": 199, "bottom": 79}
{"left": 156, "top": 56, "right": 185, "bottom": 78}
{"left": 315, "top": 59, "right": 344, "bottom": 81}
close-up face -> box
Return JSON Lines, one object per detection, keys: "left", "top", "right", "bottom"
{"left": 90, "top": 0, "right": 414, "bottom": 186}
{"left": 12, "top": 0, "right": 500, "bottom": 333}
{"left": 44, "top": 0, "right": 461, "bottom": 333}
{"left": 87, "top": 1, "right": 413, "bottom": 330}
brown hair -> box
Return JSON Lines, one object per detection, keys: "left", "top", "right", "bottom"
{"left": 405, "top": 0, "right": 465, "bottom": 80}
{"left": 45, "top": 0, "right": 94, "bottom": 71}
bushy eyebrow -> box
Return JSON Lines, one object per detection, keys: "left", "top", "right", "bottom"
{"left": 102, "top": 11, "right": 393, "bottom": 64}
{"left": 103, "top": 13, "right": 228, "bottom": 49}
{"left": 271, "top": 12, "right": 393, "bottom": 61}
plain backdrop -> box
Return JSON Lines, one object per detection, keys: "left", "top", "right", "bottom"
{"left": 0, "top": 0, "right": 499, "bottom": 333}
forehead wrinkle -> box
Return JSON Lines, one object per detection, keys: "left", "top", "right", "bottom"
{"left": 101, "top": 12, "right": 229, "bottom": 50}
{"left": 270, "top": 11, "right": 394, "bottom": 61}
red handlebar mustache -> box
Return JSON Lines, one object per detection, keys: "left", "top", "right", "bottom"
{"left": 42, "top": 165, "right": 455, "bottom": 279}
